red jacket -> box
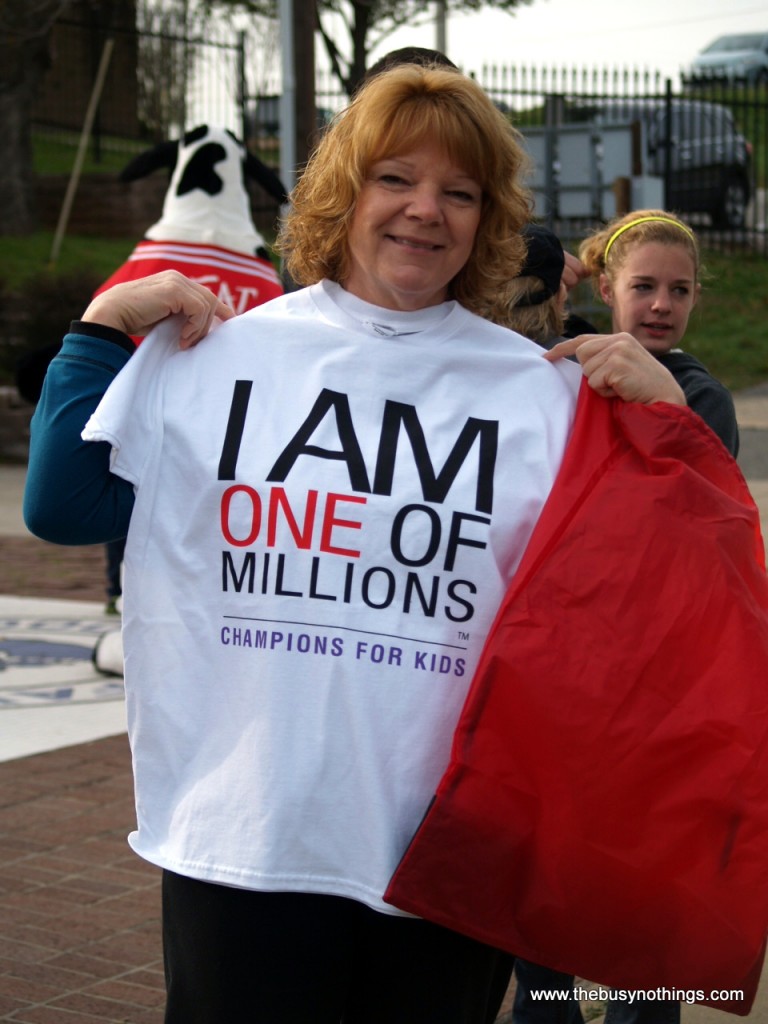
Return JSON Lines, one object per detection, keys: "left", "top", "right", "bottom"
{"left": 386, "top": 382, "right": 768, "bottom": 1014}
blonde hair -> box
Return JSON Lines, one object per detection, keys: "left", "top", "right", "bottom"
{"left": 578, "top": 209, "right": 701, "bottom": 296}
{"left": 501, "top": 277, "right": 566, "bottom": 343}
{"left": 277, "top": 64, "right": 533, "bottom": 323}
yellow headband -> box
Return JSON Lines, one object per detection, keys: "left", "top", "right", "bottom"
{"left": 604, "top": 216, "right": 696, "bottom": 261}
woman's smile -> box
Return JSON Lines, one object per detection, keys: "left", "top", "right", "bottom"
{"left": 343, "top": 141, "right": 483, "bottom": 311}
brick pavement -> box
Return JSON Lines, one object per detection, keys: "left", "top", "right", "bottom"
{"left": 0, "top": 738, "right": 519, "bottom": 1023}
{"left": 0, "top": 537, "right": 106, "bottom": 604}
{"left": 0, "top": 737, "right": 164, "bottom": 1023}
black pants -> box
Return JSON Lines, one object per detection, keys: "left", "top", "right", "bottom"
{"left": 162, "top": 870, "right": 510, "bottom": 1023}
{"left": 104, "top": 536, "right": 126, "bottom": 598}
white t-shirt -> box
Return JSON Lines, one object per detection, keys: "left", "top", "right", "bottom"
{"left": 84, "top": 280, "right": 581, "bottom": 913}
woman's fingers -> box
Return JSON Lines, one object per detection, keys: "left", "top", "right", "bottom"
{"left": 82, "top": 271, "right": 236, "bottom": 344}
{"left": 545, "top": 333, "right": 686, "bottom": 406}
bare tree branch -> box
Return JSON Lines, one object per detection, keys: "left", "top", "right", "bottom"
{"left": 201, "top": 0, "right": 535, "bottom": 96}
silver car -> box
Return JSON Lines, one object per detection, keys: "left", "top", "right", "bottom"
{"left": 572, "top": 98, "right": 754, "bottom": 229}
{"left": 686, "top": 33, "right": 768, "bottom": 85}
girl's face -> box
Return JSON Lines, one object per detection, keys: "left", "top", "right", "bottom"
{"left": 599, "top": 241, "right": 700, "bottom": 355}
{"left": 344, "top": 141, "right": 483, "bottom": 311}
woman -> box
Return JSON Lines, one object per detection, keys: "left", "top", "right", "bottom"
{"left": 24, "top": 65, "right": 684, "bottom": 1023}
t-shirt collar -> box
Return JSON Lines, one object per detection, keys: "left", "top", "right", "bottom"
{"left": 322, "top": 280, "right": 454, "bottom": 338}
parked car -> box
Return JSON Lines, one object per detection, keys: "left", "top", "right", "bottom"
{"left": 685, "top": 32, "right": 768, "bottom": 85}
{"left": 569, "top": 98, "right": 753, "bottom": 228}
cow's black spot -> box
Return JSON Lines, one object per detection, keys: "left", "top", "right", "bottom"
{"left": 176, "top": 142, "right": 227, "bottom": 197}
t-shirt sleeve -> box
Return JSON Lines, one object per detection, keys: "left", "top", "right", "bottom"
{"left": 82, "top": 316, "right": 183, "bottom": 485}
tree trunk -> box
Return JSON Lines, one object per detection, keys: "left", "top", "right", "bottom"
{"left": 0, "top": 76, "right": 41, "bottom": 234}
{"left": 0, "top": 1, "right": 65, "bottom": 234}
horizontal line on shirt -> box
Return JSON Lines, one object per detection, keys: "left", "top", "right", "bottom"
{"left": 221, "top": 615, "right": 468, "bottom": 651}
{"left": 136, "top": 241, "right": 270, "bottom": 268}
{"left": 127, "top": 250, "right": 279, "bottom": 281}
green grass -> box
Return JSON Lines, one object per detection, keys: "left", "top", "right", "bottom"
{"left": 1, "top": 233, "right": 767, "bottom": 394}
{"left": 0, "top": 231, "right": 134, "bottom": 289}
{"left": 683, "top": 248, "right": 768, "bottom": 391}
{"left": 33, "top": 131, "right": 144, "bottom": 176}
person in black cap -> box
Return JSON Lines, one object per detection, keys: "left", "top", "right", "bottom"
{"left": 356, "top": 46, "right": 459, "bottom": 94}
{"left": 503, "top": 224, "right": 567, "bottom": 339}
{"left": 502, "top": 223, "right": 595, "bottom": 350}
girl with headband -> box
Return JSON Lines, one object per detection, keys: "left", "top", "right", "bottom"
{"left": 568, "top": 210, "right": 738, "bottom": 1024}
{"left": 578, "top": 209, "right": 738, "bottom": 457}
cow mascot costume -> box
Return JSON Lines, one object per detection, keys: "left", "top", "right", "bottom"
{"left": 95, "top": 123, "right": 287, "bottom": 314}
{"left": 16, "top": 124, "right": 286, "bottom": 403}
{"left": 87, "top": 126, "right": 287, "bottom": 670}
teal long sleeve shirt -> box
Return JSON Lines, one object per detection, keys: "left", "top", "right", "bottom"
{"left": 24, "top": 322, "right": 137, "bottom": 545}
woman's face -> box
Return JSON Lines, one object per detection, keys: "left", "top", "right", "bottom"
{"left": 343, "top": 141, "right": 483, "bottom": 311}
{"left": 599, "top": 241, "right": 700, "bottom": 355}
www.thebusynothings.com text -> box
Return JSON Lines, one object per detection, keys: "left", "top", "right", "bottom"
{"left": 530, "top": 986, "right": 744, "bottom": 1006}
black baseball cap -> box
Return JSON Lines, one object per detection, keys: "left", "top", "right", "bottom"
{"left": 516, "top": 224, "right": 565, "bottom": 306}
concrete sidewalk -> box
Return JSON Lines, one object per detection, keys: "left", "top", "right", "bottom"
{"left": 2, "top": 385, "right": 768, "bottom": 1022}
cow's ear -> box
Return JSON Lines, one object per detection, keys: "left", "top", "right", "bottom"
{"left": 244, "top": 151, "right": 289, "bottom": 205}
{"left": 119, "top": 140, "right": 180, "bottom": 182}
{"left": 183, "top": 124, "right": 209, "bottom": 146}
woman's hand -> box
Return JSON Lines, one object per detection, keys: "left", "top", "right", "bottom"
{"left": 561, "top": 250, "right": 589, "bottom": 291}
{"left": 545, "top": 333, "right": 686, "bottom": 406}
{"left": 82, "top": 270, "right": 236, "bottom": 349}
